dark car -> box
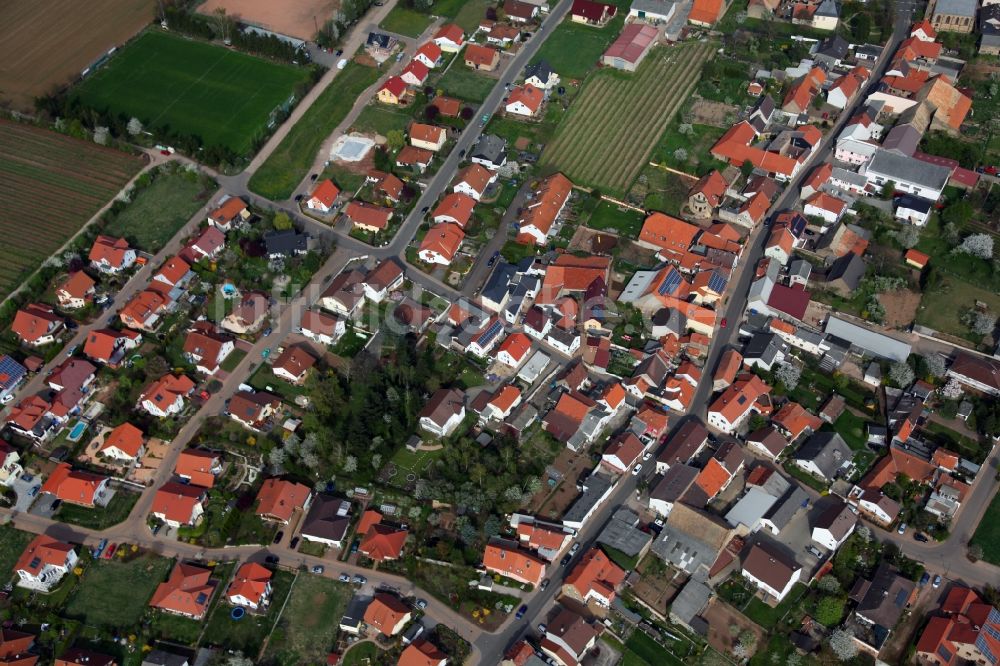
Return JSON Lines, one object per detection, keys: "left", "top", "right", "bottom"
{"left": 273, "top": 531, "right": 284, "bottom": 544}
{"left": 294, "top": 194, "right": 304, "bottom": 201}
{"left": 65, "top": 319, "right": 78, "bottom": 330}
{"left": 560, "top": 554, "right": 572, "bottom": 567}
{"left": 487, "top": 251, "right": 500, "bottom": 266}
{"left": 265, "top": 555, "right": 279, "bottom": 565}
{"left": 290, "top": 537, "right": 300, "bottom": 548}
{"left": 515, "top": 604, "right": 528, "bottom": 619}
{"left": 914, "top": 532, "right": 929, "bottom": 542}
{"left": 540, "top": 578, "right": 550, "bottom": 591}
{"left": 459, "top": 149, "right": 466, "bottom": 157}
{"left": 310, "top": 173, "right": 318, "bottom": 181}
{"left": 421, "top": 206, "right": 430, "bottom": 214}
{"left": 335, "top": 49, "right": 343, "bottom": 56}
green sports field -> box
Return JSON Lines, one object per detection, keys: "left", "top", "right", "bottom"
{"left": 74, "top": 30, "right": 310, "bottom": 154}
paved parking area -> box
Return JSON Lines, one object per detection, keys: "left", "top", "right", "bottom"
{"left": 8, "top": 474, "right": 39, "bottom": 513}
{"left": 29, "top": 492, "right": 59, "bottom": 518}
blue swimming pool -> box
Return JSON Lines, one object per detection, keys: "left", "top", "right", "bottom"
{"left": 67, "top": 421, "right": 87, "bottom": 441}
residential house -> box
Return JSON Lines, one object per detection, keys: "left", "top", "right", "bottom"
{"left": 470, "top": 134, "right": 508, "bottom": 170}
{"left": 298, "top": 309, "right": 345, "bottom": 346}
{"left": 772, "top": 401, "right": 822, "bottom": 442}
{"left": 827, "top": 67, "right": 869, "bottom": 109}
{"left": 345, "top": 201, "right": 394, "bottom": 233}
{"left": 516, "top": 173, "right": 573, "bottom": 245}
{"left": 0, "top": 441, "right": 24, "bottom": 486}
{"left": 794, "top": 432, "right": 852, "bottom": 482}
{"left": 432, "top": 192, "right": 476, "bottom": 227}
{"left": 415, "top": 42, "right": 443, "bottom": 68}
{"left": 811, "top": 501, "right": 857, "bottom": 550}
{"left": 256, "top": 478, "right": 311, "bottom": 523}
{"left": 419, "top": 388, "right": 466, "bottom": 437}
{"left": 181, "top": 226, "right": 225, "bottom": 263}
{"left": 496, "top": 332, "right": 532, "bottom": 368}
{"left": 804, "top": 192, "right": 848, "bottom": 225}
{"left": 600, "top": 432, "right": 646, "bottom": 474}
{"left": 11, "top": 304, "right": 62, "bottom": 346}
{"left": 947, "top": 353, "right": 1000, "bottom": 397}
{"left": 464, "top": 44, "right": 500, "bottom": 71}
{"left": 366, "top": 31, "right": 397, "bottom": 59}
{"left": 221, "top": 292, "right": 269, "bottom": 335}
{"left": 826, "top": 252, "right": 867, "bottom": 296}
{"left": 850, "top": 563, "right": 916, "bottom": 650}
{"left": 483, "top": 539, "right": 546, "bottom": 586}
{"left": 419, "top": 223, "right": 465, "bottom": 265}
{"left": 707, "top": 373, "right": 771, "bottom": 434}
{"left": 399, "top": 640, "right": 448, "bottom": 666}
{"left": 541, "top": 607, "right": 600, "bottom": 666}
{"left": 364, "top": 593, "right": 412, "bottom": 636}
{"left": 358, "top": 514, "right": 408, "bottom": 562}
{"left": 378, "top": 76, "right": 407, "bottom": 105}
{"left": 119, "top": 289, "right": 166, "bottom": 332}
{"left": 647, "top": 464, "right": 699, "bottom": 517}
{"left": 524, "top": 61, "right": 560, "bottom": 91}
{"left": 138, "top": 374, "right": 194, "bottom": 418}
{"left": 895, "top": 194, "right": 933, "bottom": 226}
{"left": 656, "top": 420, "right": 709, "bottom": 472}
{"left": 689, "top": 0, "right": 725, "bottom": 25}
{"left": 0, "top": 355, "right": 26, "bottom": 404}
{"left": 741, "top": 541, "right": 802, "bottom": 602}
{"left": 149, "top": 562, "right": 216, "bottom": 620}
{"left": 55, "top": 272, "right": 95, "bottom": 310}
{"left": 151, "top": 482, "right": 206, "bottom": 527}
{"left": 571, "top": 0, "right": 618, "bottom": 25}
{"left": 226, "top": 562, "right": 272, "bottom": 611}
{"left": 410, "top": 123, "right": 447, "bottom": 152}
{"left": 182, "top": 322, "right": 233, "bottom": 375}
{"left": 688, "top": 170, "right": 728, "bottom": 219}
{"left": 432, "top": 23, "right": 465, "bottom": 52}
{"left": 454, "top": 164, "right": 495, "bottom": 201}
{"left": 40, "top": 464, "right": 109, "bottom": 508}
{"left": 263, "top": 230, "right": 308, "bottom": 258}
{"left": 300, "top": 495, "right": 352, "bottom": 548}
{"left": 227, "top": 390, "right": 281, "bottom": 432}
{"left": 505, "top": 84, "right": 545, "bottom": 117}
{"left": 563, "top": 547, "right": 626, "bottom": 607}
{"left": 401, "top": 59, "right": 429, "bottom": 86}
{"left": 271, "top": 346, "right": 316, "bottom": 385}
{"left": 97, "top": 422, "right": 145, "bottom": 462}
{"left": 89, "top": 235, "right": 136, "bottom": 273}
{"left": 207, "top": 197, "right": 250, "bottom": 232}
{"left": 55, "top": 649, "right": 117, "bottom": 666}
{"left": 15, "top": 536, "right": 76, "bottom": 592}
{"left": 915, "top": 586, "right": 1000, "bottom": 665}
{"left": 319, "top": 269, "right": 366, "bottom": 317}
{"left": 306, "top": 179, "right": 341, "bottom": 213}
{"left": 746, "top": 426, "right": 791, "bottom": 460}
{"left": 863, "top": 148, "right": 952, "bottom": 200}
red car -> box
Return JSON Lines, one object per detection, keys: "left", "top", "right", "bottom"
{"left": 102, "top": 543, "right": 117, "bottom": 560}
{"left": 720, "top": 318, "right": 728, "bottom": 328}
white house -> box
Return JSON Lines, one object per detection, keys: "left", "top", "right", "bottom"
{"left": 226, "top": 563, "right": 272, "bottom": 612}
{"left": 495, "top": 332, "right": 531, "bottom": 368}
{"left": 863, "top": 149, "right": 952, "bottom": 200}
{"left": 15, "top": 536, "right": 77, "bottom": 592}
{"left": 524, "top": 61, "right": 560, "bottom": 90}
{"left": 89, "top": 235, "right": 137, "bottom": 274}
{"left": 810, "top": 502, "right": 857, "bottom": 551}
{"left": 706, "top": 375, "right": 770, "bottom": 434}
{"left": 299, "top": 310, "right": 346, "bottom": 346}
{"left": 419, "top": 388, "right": 466, "bottom": 437}
{"left": 0, "top": 442, "right": 23, "bottom": 486}
{"left": 803, "top": 192, "right": 847, "bottom": 226}
{"left": 505, "top": 84, "right": 544, "bottom": 117}
{"left": 432, "top": 24, "right": 465, "bottom": 52}
{"left": 741, "top": 542, "right": 802, "bottom": 602}
{"left": 139, "top": 375, "right": 194, "bottom": 418}
{"left": 894, "top": 194, "right": 933, "bottom": 226}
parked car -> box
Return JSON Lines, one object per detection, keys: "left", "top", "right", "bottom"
{"left": 353, "top": 575, "right": 366, "bottom": 585}
{"left": 559, "top": 554, "right": 572, "bottom": 566}
{"left": 103, "top": 543, "right": 117, "bottom": 560}
{"left": 515, "top": 604, "right": 528, "bottom": 619}
{"left": 642, "top": 452, "right": 652, "bottom": 461}
{"left": 290, "top": 537, "right": 300, "bottom": 549}
{"left": 632, "top": 463, "right": 643, "bottom": 476}
{"left": 914, "top": 532, "right": 929, "bottom": 542}
{"left": 540, "top": 578, "right": 549, "bottom": 591}
{"left": 273, "top": 531, "right": 284, "bottom": 544}
{"left": 312, "top": 565, "right": 325, "bottom": 574}
{"left": 919, "top": 572, "right": 930, "bottom": 586}
{"left": 569, "top": 543, "right": 581, "bottom": 555}
{"left": 537, "top": 623, "right": 547, "bottom": 635}
{"left": 897, "top": 522, "right": 907, "bottom": 535}
{"left": 262, "top": 327, "right": 272, "bottom": 337}
{"left": 416, "top": 598, "right": 428, "bottom": 609}
{"left": 339, "top": 573, "right": 351, "bottom": 583}
{"left": 806, "top": 545, "right": 823, "bottom": 558}
{"left": 933, "top": 574, "right": 942, "bottom": 588}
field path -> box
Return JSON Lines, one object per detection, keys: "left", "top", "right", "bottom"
{"left": 241, "top": 0, "right": 402, "bottom": 178}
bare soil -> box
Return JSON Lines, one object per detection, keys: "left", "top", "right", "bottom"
{"left": 702, "top": 598, "right": 766, "bottom": 659}
{"left": 200, "top": 0, "right": 340, "bottom": 41}
{"left": 877, "top": 289, "right": 921, "bottom": 329}
{"left": 689, "top": 99, "right": 739, "bottom": 128}
{"left": 0, "top": 0, "right": 153, "bottom": 110}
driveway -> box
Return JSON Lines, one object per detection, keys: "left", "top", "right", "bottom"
{"left": 29, "top": 492, "right": 60, "bottom": 519}
{"left": 8, "top": 474, "right": 39, "bottom": 513}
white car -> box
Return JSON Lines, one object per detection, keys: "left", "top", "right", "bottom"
{"left": 897, "top": 522, "right": 907, "bottom": 535}
{"left": 337, "top": 59, "right": 348, "bottom": 70}
{"left": 632, "top": 463, "right": 643, "bottom": 476}
{"left": 642, "top": 452, "right": 652, "bottom": 461}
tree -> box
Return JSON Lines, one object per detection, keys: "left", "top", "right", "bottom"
{"left": 126, "top": 117, "right": 144, "bottom": 136}
{"left": 775, "top": 362, "right": 802, "bottom": 390}
{"left": 969, "top": 543, "right": 984, "bottom": 561}
{"left": 889, "top": 361, "right": 915, "bottom": 387}
{"left": 962, "top": 308, "right": 996, "bottom": 335}
{"left": 273, "top": 211, "right": 293, "bottom": 230}
{"left": 212, "top": 7, "right": 234, "bottom": 44}
{"left": 817, "top": 576, "right": 842, "bottom": 593}
{"left": 672, "top": 148, "right": 688, "bottom": 163}
{"left": 741, "top": 159, "right": 755, "bottom": 179}
{"left": 880, "top": 180, "right": 896, "bottom": 199}
{"left": 924, "top": 353, "right": 947, "bottom": 378}
{"left": 851, "top": 11, "right": 872, "bottom": 40}
{"left": 956, "top": 233, "right": 994, "bottom": 259}
{"left": 829, "top": 629, "right": 859, "bottom": 661}
{"left": 93, "top": 126, "right": 109, "bottom": 145}
{"left": 943, "top": 222, "right": 962, "bottom": 245}
{"left": 893, "top": 224, "right": 920, "bottom": 249}
{"left": 943, "top": 200, "right": 974, "bottom": 226}
{"left": 815, "top": 596, "right": 845, "bottom": 626}
{"left": 941, "top": 378, "right": 964, "bottom": 400}
{"left": 386, "top": 129, "right": 405, "bottom": 151}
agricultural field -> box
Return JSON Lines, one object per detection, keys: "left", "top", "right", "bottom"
{"left": 0, "top": 120, "right": 144, "bottom": 299}
{"left": 74, "top": 30, "right": 311, "bottom": 155}
{"left": 541, "top": 43, "right": 715, "bottom": 196}
{"left": 0, "top": 0, "right": 153, "bottom": 111}
{"left": 200, "top": 0, "right": 339, "bottom": 41}
{"left": 249, "top": 61, "right": 380, "bottom": 200}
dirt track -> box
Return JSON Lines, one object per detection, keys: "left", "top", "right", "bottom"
{"left": 0, "top": 0, "right": 153, "bottom": 110}
{"left": 200, "top": 0, "right": 340, "bottom": 41}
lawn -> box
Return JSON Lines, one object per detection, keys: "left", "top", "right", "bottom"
{"left": 351, "top": 105, "right": 414, "bottom": 136}
{"left": 831, "top": 410, "right": 869, "bottom": 450}
{"left": 64, "top": 554, "right": 173, "bottom": 627}
{"left": 650, "top": 121, "right": 728, "bottom": 175}
{"left": 103, "top": 168, "right": 212, "bottom": 252}
{"left": 203, "top": 570, "right": 295, "bottom": 654}
{"left": 586, "top": 200, "right": 645, "bottom": 237}
{"left": 220, "top": 348, "right": 247, "bottom": 373}
{"left": 379, "top": 5, "right": 434, "bottom": 37}
{"left": 541, "top": 43, "right": 716, "bottom": 195}
{"left": 264, "top": 575, "right": 353, "bottom": 665}
{"left": 436, "top": 65, "right": 497, "bottom": 103}
{"left": 320, "top": 163, "right": 368, "bottom": 194}
{"left": 55, "top": 490, "right": 138, "bottom": 530}
{"left": 248, "top": 365, "right": 307, "bottom": 401}
{"left": 923, "top": 421, "right": 985, "bottom": 463}
{"left": 530, "top": 0, "right": 629, "bottom": 79}
{"left": 342, "top": 642, "right": 380, "bottom": 665}
{"left": 742, "top": 583, "right": 808, "bottom": 629}
{"left": 916, "top": 273, "right": 1000, "bottom": 343}
{"left": 74, "top": 30, "right": 310, "bottom": 155}
{"left": 625, "top": 631, "right": 685, "bottom": 666}
{"left": 249, "top": 61, "right": 381, "bottom": 200}
{"left": 972, "top": 486, "right": 1000, "bottom": 565}
{"left": 0, "top": 119, "right": 144, "bottom": 299}
{"left": 0, "top": 526, "right": 34, "bottom": 584}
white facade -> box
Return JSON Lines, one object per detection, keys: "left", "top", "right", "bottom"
{"left": 17, "top": 548, "right": 77, "bottom": 592}
{"left": 895, "top": 201, "right": 932, "bottom": 226}
{"left": 301, "top": 319, "right": 346, "bottom": 346}
{"left": 141, "top": 394, "right": 185, "bottom": 418}
{"left": 742, "top": 563, "right": 801, "bottom": 602}
{"left": 419, "top": 408, "right": 466, "bottom": 438}
{"left": 835, "top": 138, "right": 878, "bottom": 166}
{"left": 803, "top": 200, "right": 844, "bottom": 225}
{"left": 506, "top": 99, "right": 539, "bottom": 117}
{"left": 811, "top": 522, "right": 855, "bottom": 551}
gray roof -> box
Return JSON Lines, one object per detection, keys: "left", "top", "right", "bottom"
{"left": 831, "top": 167, "right": 868, "bottom": 189}
{"left": 866, "top": 149, "right": 952, "bottom": 192}
{"left": 816, "top": 34, "right": 848, "bottom": 58}
{"left": 827, "top": 253, "right": 866, "bottom": 291}
{"left": 300, "top": 495, "right": 351, "bottom": 542}
{"left": 264, "top": 229, "right": 308, "bottom": 256}
{"left": 525, "top": 60, "right": 554, "bottom": 82}
{"left": 881, "top": 124, "right": 921, "bottom": 156}
{"left": 725, "top": 486, "right": 780, "bottom": 529}
{"left": 795, "top": 432, "right": 852, "bottom": 479}
{"left": 934, "top": 0, "right": 976, "bottom": 17}
{"left": 649, "top": 464, "right": 699, "bottom": 502}
{"left": 744, "top": 332, "right": 785, "bottom": 365}
{"left": 813, "top": 501, "right": 857, "bottom": 540}
{"left": 856, "top": 44, "right": 883, "bottom": 59}
{"left": 763, "top": 486, "right": 809, "bottom": 531}
{"left": 481, "top": 262, "right": 517, "bottom": 304}
{"left": 824, "top": 315, "right": 912, "bottom": 361}
{"left": 597, "top": 509, "right": 653, "bottom": 557}
{"left": 651, "top": 504, "right": 731, "bottom": 574}
{"left": 850, "top": 562, "right": 916, "bottom": 629}
{"left": 790, "top": 258, "right": 812, "bottom": 279}
{"left": 471, "top": 133, "right": 507, "bottom": 164}
{"left": 671, "top": 573, "right": 712, "bottom": 626}
{"left": 815, "top": 0, "right": 840, "bottom": 17}
{"left": 630, "top": 0, "right": 677, "bottom": 15}
{"left": 143, "top": 651, "right": 190, "bottom": 666}
{"left": 563, "top": 472, "right": 614, "bottom": 526}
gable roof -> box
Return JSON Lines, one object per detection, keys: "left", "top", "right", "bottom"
{"left": 359, "top": 523, "right": 408, "bottom": 561}
{"left": 175, "top": 449, "right": 221, "bottom": 487}
{"left": 410, "top": 123, "right": 446, "bottom": 145}
{"left": 149, "top": 562, "right": 215, "bottom": 618}
{"left": 483, "top": 539, "right": 546, "bottom": 584}
{"left": 399, "top": 639, "right": 448, "bottom": 666}
{"left": 89, "top": 235, "right": 132, "bottom": 266}
{"left": 15, "top": 535, "right": 74, "bottom": 576}
{"left": 227, "top": 562, "right": 272, "bottom": 605}
{"left": 465, "top": 44, "right": 499, "bottom": 67}
{"left": 40, "top": 463, "right": 106, "bottom": 505}
{"left": 419, "top": 223, "right": 465, "bottom": 262}
{"left": 152, "top": 482, "right": 206, "bottom": 524}
{"left": 689, "top": 0, "right": 724, "bottom": 24}
{"left": 11, "top": 304, "right": 61, "bottom": 343}
{"left": 379, "top": 76, "right": 407, "bottom": 100}
{"left": 364, "top": 593, "right": 411, "bottom": 635}
{"left": 432, "top": 192, "right": 476, "bottom": 226}
{"left": 309, "top": 179, "right": 341, "bottom": 207}
{"left": 507, "top": 84, "right": 544, "bottom": 113}
{"left": 565, "top": 547, "right": 626, "bottom": 600}
{"left": 99, "top": 422, "right": 145, "bottom": 458}
{"left": 256, "top": 478, "right": 310, "bottom": 522}
{"left": 743, "top": 541, "right": 800, "bottom": 591}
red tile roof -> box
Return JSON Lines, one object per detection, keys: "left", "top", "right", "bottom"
{"left": 256, "top": 478, "right": 311, "bottom": 522}
{"left": 483, "top": 541, "right": 546, "bottom": 585}
{"left": 380, "top": 76, "right": 407, "bottom": 99}
{"left": 419, "top": 222, "right": 465, "bottom": 262}
{"left": 227, "top": 562, "right": 272, "bottom": 606}
{"left": 149, "top": 562, "right": 215, "bottom": 618}
{"left": 565, "top": 547, "right": 626, "bottom": 602}
{"left": 310, "top": 179, "right": 341, "bottom": 208}
{"left": 364, "top": 593, "right": 411, "bottom": 636}
{"left": 175, "top": 449, "right": 221, "bottom": 488}
{"left": 15, "top": 535, "right": 73, "bottom": 577}
{"left": 40, "top": 463, "right": 107, "bottom": 506}
{"left": 99, "top": 422, "right": 144, "bottom": 458}
{"left": 507, "top": 84, "right": 544, "bottom": 114}
{"left": 88, "top": 235, "right": 132, "bottom": 267}
{"left": 359, "top": 523, "right": 408, "bottom": 561}
{"left": 345, "top": 201, "right": 393, "bottom": 230}
{"left": 11, "top": 304, "right": 61, "bottom": 344}
{"left": 152, "top": 482, "right": 205, "bottom": 525}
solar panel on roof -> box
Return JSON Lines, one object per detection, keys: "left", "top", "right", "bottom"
{"left": 478, "top": 319, "right": 504, "bottom": 345}
{"left": 657, "top": 270, "right": 683, "bottom": 296}
{"left": 708, "top": 271, "right": 728, "bottom": 294}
